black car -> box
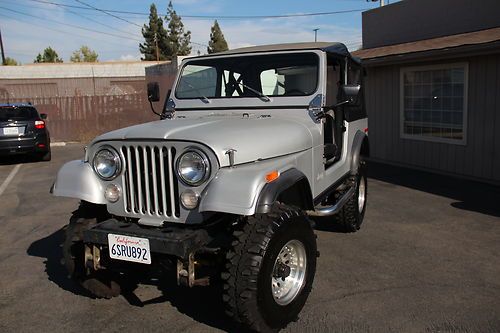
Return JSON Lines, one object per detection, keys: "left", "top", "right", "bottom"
{"left": 0, "top": 103, "right": 51, "bottom": 161}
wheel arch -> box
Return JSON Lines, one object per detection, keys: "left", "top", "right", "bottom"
{"left": 255, "top": 168, "right": 314, "bottom": 214}
{"left": 350, "top": 131, "right": 369, "bottom": 175}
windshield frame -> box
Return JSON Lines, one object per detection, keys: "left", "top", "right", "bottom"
{"left": 174, "top": 51, "right": 321, "bottom": 102}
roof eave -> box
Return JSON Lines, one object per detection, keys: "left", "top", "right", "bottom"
{"left": 359, "top": 40, "right": 500, "bottom": 66}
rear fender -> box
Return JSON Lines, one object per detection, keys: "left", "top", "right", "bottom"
{"left": 350, "top": 131, "right": 369, "bottom": 175}
{"left": 52, "top": 160, "right": 106, "bottom": 204}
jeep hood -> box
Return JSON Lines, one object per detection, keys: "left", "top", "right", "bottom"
{"left": 94, "top": 116, "right": 313, "bottom": 167}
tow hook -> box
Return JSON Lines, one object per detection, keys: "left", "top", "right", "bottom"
{"left": 84, "top": 244, "right": 104, "bottom": 273}
{"left": 177, "top": 253, "right": 210, "bottom": 287}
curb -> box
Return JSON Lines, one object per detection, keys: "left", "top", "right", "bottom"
{"left": 50, "top": 142, "right": 66, "bottom": 147}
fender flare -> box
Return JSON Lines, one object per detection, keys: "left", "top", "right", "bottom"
{"left": 255, "top": 168, "right": 314, "bottom": 214}
{"left": 52, "top": 160, "right": 106, "bottom": 204}
{"left": 350, "top": 131, "right": 369, "bottom": 175}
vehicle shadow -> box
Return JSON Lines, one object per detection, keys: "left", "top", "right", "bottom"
{"left": 27, "top": 228, "right": 250, "bottom": 332}
{"left": 123, "top": 277, "right": 251, "bottom": 333}
{"left": 26, "top": 227, "right": 95, "bottom": 298}
{"left": 313, "top": 217, "right": 351, "bottom": 233}
{"left": 367, "top": 161, "right": 500, "bottom": 218}
{"left": 0, "top": 155, "right": 43, "bottom": 165}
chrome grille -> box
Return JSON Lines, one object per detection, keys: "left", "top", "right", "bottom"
{"left": 121, "top": 144, "right": 180, "bottom": 219}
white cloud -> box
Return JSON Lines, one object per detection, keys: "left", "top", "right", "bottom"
{"left": 119, "top": 54, "right": 141, "bottom": 61}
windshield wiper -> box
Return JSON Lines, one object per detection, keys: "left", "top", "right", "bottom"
{"left": 237, "top": 82, "right": 272, "bottom": 102}
{"left": 182, "top": 79, "right": 211, "bottom": 104}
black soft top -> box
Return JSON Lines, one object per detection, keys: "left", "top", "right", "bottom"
{"left": 195, "top": 42, "right": 361, "bottom": 65}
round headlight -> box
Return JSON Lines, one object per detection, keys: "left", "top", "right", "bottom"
{"left": 176, "top": 150, "right": 210, "bottom": 186}
{"left": 93, "top": 147, "right": 121, "bottom": 180}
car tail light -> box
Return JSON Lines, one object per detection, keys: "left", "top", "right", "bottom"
{"left": 35, "top": 120, "right": 45, "bottom": 129}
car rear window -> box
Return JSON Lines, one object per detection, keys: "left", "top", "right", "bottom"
{"left": 0, "top": 106, "right": 39, "bottom": 121}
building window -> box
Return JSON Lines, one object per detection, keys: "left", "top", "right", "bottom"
{"left": 401, "top": 63, "right": 468, "bottom": 144}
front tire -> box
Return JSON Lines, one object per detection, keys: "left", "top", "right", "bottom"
{"left": 62, "top": 201, "right": 121, "bottom": 298}
{"left": 222, "top": 204, "right": 317, "bottom": 332}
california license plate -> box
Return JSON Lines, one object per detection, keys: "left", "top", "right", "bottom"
{"left": 3, "top": 127, "right": 19, "bottom": 135}
{"left": 108, "top": 234, "right": 151, "bottom": 264}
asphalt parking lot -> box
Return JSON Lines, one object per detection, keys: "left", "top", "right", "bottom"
{"left": 0, "top": 144, "right": 499, "bottom": 333}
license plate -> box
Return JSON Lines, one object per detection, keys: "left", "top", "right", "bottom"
{"left": 3, "top": 127, "right": 19, "bottom": 135}
{"left": 108, "top": 234, "right": 151, "bottom": 264}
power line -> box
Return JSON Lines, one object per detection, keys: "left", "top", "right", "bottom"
{"left": 0, "top": 12, "right": 139, "bottom": 50}
{"left": 0, "top": 6, "right": 143, "bottom": 42}
{"left": 3, "top": 1, "right": 209, "bottom": 48}
{"left": 73, "top": 0, "right": 142, "bottom": 28}
{"left": 50, "top": 2, "right": 137, "bottom": 36}
{"left": 26, "top": 0, "right": 371, "bottom": 20}
{"left": 69, "top": 1, "right": 207, "bottom": 47}
{"left": 0, "top": 0, "right": 136, "bottom": 18}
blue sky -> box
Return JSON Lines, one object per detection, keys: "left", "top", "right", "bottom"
{"left": 0, "top": 0, "right": 398, "bottom": 64}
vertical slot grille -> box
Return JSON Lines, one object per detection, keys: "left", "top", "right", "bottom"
{"left": 121, "top": 144, "right": 179, "bottom": 219}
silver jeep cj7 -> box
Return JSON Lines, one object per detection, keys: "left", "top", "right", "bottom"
{"left": 53, "top": 42, "right": 369, "bottom": 332}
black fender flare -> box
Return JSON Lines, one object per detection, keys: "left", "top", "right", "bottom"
{"left": 255, "top": 168, "right": 314, "bottom": 214}
{"left": 350, "top": 131, "right": 369, "bottom": 175}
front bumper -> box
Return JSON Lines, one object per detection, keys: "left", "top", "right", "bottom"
{"left": 83, "top": 218, "right": 212, "bottom": 260}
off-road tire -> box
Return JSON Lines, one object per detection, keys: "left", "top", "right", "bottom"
{"left": 222, "top": 203, "right": 317, "bottom": 332}
{"left": 62, "top": 201, "right": 121, "bottom": 298}
{"left": 335, "top": 161, "right": 367, "bottom": 232}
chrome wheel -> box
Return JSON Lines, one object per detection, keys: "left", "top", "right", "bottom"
{"left": 271, "top": 239, "right": 307, "bottom": 306}
{"left": 358, "top": 176, "right": 366, "bottom": 214}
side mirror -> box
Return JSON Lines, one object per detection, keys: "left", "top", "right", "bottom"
{"left": 340, "top": 84, "right": 361, "bottom": 104}
{"left": 147, "top": 82, "right": 160, "bottom": 102}
{"left": 40, "top": 113, "right": 47, "bottom": 120}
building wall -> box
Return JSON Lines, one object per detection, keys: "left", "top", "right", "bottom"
{"left": 363, "top": 0, "right": 500, "bottom": 48}
{"left": 365, "top": 52, "right": 500, "bottom": 184}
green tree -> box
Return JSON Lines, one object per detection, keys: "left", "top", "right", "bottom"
{"left": 139, "top": 3, "right": 170, "bottom": 61}
{"left": 34, "top": 47, "right": 63, "bottom": 63}
{"left": 165, "top": 1, "right": 191, "bottom": 58}
{"left": 70, "top": 45, "right": 99, "bottom": 62}
{"left": 207, "top": 20, "right": 228, "bottom": 54}
{"left": 4, "top": 57, "right": 19, "bottom": 65}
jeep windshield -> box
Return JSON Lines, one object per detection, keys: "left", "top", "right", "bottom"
{"left": 175, "top": 52, "right": 319, "bottom": 100}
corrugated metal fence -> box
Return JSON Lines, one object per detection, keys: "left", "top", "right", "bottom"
{"left": 0, "top": 94, "right": 156, "bottom": 142}
{"left": 0, "top": 77, "right": 157, "bottom": 142}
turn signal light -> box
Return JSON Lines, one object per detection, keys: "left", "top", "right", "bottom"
{"left": 265, "top": 170, "right": 280, "bottom": 183}
{"left": 35, "top": 120, "right": 45, "bottom": 129}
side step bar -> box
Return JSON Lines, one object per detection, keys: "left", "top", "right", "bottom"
{"left": 306, "top": 186, "right": 355, "bottom": 217}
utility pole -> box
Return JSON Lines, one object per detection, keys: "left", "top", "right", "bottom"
{"left": 313, "top": 28, "right": 319, "bottom": 42}
{"left": 154, "top": 32, "right": 159, "bottom": 62}
{"left": 380, "top": 0, "right": 385, "bottom": 6}
{"left": 0, "top": 27, "right": 6, "bottom": 65}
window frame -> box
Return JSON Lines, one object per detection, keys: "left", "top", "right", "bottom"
{"left": 174, "top": 52, "right": 321, "bottom": 100}
{"left": 399, "top": 62, "right": 469, "bottom": 145}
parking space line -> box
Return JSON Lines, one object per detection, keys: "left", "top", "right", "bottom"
{"left": 0, "top": 164, "right": 22, "bottom": 197}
